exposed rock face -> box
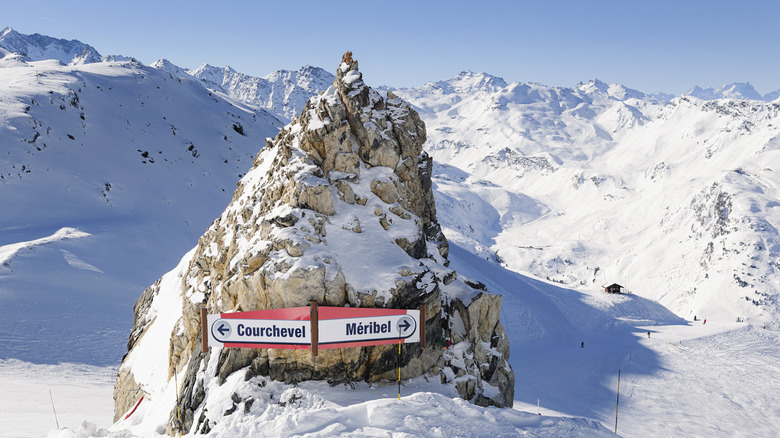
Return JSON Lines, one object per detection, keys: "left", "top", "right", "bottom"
{"left": 114, "top": 52, "right": 513, "bottom": 434}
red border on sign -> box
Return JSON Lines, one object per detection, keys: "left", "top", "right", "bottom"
{"left": 318, "top": 306, "right": 408, "bottom": 319}
{"left": 224, "top": 342, "right": 311, "bottom": 349}
{"left": 221, "top": 307, "right": 311, "bottom": 320}
{"left": 211, "top": 306, "right": 417, "bottom": 351}
{"left": 319, "top": 338, "right": 407, "bottom": 350}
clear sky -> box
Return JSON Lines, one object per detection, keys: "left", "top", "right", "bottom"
{"left": 3, "top": 0, "right": 779, "bottom": 95}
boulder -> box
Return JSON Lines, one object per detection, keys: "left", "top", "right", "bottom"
{"left": 114, "top": 52, "right": 514, "bottom": 434}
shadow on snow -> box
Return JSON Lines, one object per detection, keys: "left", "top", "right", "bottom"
{"left": 447, "top": 242, "right": 686, "bottom": 424}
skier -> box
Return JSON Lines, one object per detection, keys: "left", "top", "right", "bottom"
{"left": 694, "top": 315, "right": 697, "bottom": 321}
{"left": 703, "top": 319, "right": 707, "bottom": 325}
{"left": 647, "top": 331, "right": 651, "bottom": 338}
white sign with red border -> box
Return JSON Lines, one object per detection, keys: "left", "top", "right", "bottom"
{"left": 318, "top": 307, "right": 419, "bottom": 350}
{"left": 205, "top": 305, "right": 422, "bottom": 351}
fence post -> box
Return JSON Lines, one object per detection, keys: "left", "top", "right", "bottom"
{"left": 419, "top": 303, "right": 426, "bottom": 348}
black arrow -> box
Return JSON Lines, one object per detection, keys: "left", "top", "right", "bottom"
{"left": 399, "top": 319, "right": 411, "bottom": 333}
{"left": 217, "top": 323, "right": 229, "bottom": 336}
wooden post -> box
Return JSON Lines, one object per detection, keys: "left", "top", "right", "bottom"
{"left": 419, "top": 303, "right": 426, "bottom": 348}
{"left": 310, "top": 300, "right": 319, "bottom": 357}
{"left": 200, "top": 308, "right": 208, "bottom": 353}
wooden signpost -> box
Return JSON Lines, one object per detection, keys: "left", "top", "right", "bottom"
{"left": 202, "top": 302, "right": 426, "bottom": 355}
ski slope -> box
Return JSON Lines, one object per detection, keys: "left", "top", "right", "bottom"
{"left": 2, "top": 29, "right": 780, "bottom": 438}
{"left": 2, "top": 243, "right": 779, "bottom": 437}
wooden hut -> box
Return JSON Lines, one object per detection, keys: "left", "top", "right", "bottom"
{"left": 604, "top": 283, "right": 623, "bottom": 294}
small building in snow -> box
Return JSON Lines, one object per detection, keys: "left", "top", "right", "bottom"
{"left": 604, "top": 283, "right": 624, "bottom": 294}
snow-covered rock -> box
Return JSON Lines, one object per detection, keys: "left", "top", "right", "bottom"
{"left": 114, "top": 52, "right": 514, "bottom": 435}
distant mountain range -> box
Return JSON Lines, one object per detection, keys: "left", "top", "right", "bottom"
{"left": 2, "top": 28, "right": 780, "bottom": 370}
{"left": 0, "top": 26, "right": 129, "bottom": 64}
{"left": 390, "top": 72, "right": 780, "bottom": 323}
{"left": 151, "top": 59, "right": 335, "bottom": 122}
{"left": 687, "top": 82, "right": 780, "bottom": 101}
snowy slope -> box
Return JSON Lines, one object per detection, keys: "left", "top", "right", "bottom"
{"left": 6, "top": 242, "right": 780, "bottom": 437}
{"left": 391, "top": 74, "right": 780, "bottom": 323}
{"left": 2, "top": 29, "right": 780, "bottom": 437}
{"left": 0, "top": 57, "right": 282, "bottom": 366}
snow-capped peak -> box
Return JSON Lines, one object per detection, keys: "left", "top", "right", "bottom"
{"left": 447, "top": 70, "right": 508, "bottom": 93}
{"left": 180, "top": 63, "right": 335, "bottom": 121}
{"left": 687, "top": 82, "right": 765, "bottom": 101}
{"left": 0, "top": 27, "right": 102, "bottom": 65}
{"left": 576, "top": 78, "right": 646, "bottom": 101}
{"left": 149, "top": 58, "right": 192, "bottom": 78}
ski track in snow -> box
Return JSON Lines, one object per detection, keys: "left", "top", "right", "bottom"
{"left": 0, "top": 227, "right": 90, "bottom": 266}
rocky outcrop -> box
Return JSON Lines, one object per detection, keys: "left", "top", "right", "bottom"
{"left": 114, "top": 52, "right": 513, "bottom": 434}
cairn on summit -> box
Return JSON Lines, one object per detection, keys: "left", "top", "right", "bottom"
{"left": 114, "top": 52, "right": 514, "bottom": 434}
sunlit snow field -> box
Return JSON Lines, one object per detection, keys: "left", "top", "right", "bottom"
{"left": 2, "top": 244, "right": 779, "bottom": 437}
{"left": 3, "top": 33, "right": 780, "bottom": 438}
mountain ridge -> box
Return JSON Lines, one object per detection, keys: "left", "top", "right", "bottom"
{"left": 0, "top": 53, "right": 282, "bottom": 365}
{"left": 153, "top": 58, "right": 335, "bottom": 122}
{"left": 0, "top": 26, "right": 109, "bottom": 64}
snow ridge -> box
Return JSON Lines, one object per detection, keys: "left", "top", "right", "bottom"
{"left": 0, "top": 27, "right": 103, "bottom": 64}
{"left": 154, "top": 60, "right": 335, "bottom": 122}
{"left": 688, "top": 82, "right": 779, "bottom": 101}
{"left": 0, "top": 55, "right": 282, "bottom": 366}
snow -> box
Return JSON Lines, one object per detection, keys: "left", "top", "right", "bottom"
{"left": 0, "top": 56, "right": 282, "bottom": 366}
{"left": 390, "top": 72, "right": 780, "bottom": 325}
{"left": 3, "top": 242, "right": 779, "bottom": 437}
{"left": 0, "top": 227, "right": 90, "bottom": 266}
{"left": 164, "top": 62, "right": 335, "bottom": 122}
{"left": 0, "top": 359, "right": 115, "bottom": 438}
{"left": 3, "top": 29, "right": 780, "bottom": 438}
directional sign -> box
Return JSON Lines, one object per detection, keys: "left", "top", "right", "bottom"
{"left": 397, "top": 315, "right": 415, "bottom": 335}
{"left": 317, "top": 307, "right": 420, "bottom": 350}
{"left": 204, "top": 305, "right": 422, "bottom": 351}
{"left": 207, "top": 306, "right": 312, "bottom": 350}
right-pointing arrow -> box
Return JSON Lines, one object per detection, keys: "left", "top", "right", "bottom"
{"left": 398, "top": 319, "right": 411, "bottom": 333}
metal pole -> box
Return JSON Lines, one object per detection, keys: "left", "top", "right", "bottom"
{"left": 615, "top": 369, "right": 621, "bottom": 434}
{"left": 49, "top": 390, "right": 59, "bottom": 429}
{"left": 397, "top": 328, "right": 402, "bottom": 400}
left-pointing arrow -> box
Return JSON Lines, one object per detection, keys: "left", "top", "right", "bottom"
{"left": 213, "top": 320, "right": 231, "bottom": 340}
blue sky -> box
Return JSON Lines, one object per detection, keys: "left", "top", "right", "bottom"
{"left": 3, "top": 0, "right": 779, "bottom": 95}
